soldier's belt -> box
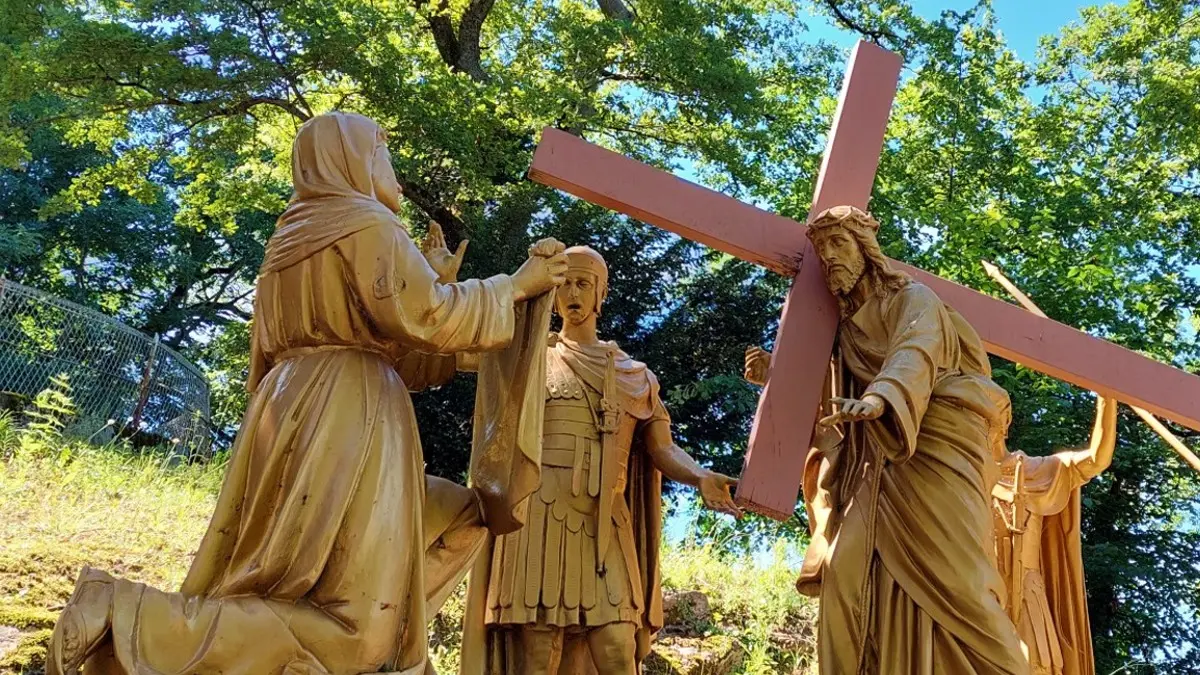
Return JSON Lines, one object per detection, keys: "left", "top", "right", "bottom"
{"left": 541, "top": 448, "right": 580, "bottom": 468}
{"left": 542, "top": 418, "right": 600, "bottom": 439}
{"left": 540, "top": 434, "right": 601, "bottom": 497}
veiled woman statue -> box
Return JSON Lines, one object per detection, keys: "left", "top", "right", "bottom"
{"left": 46, "top": 112, "right": 567, "bottom": 675}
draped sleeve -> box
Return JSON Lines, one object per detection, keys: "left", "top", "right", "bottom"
{"left": 337, "top": 224, "right": 516, "bottom": 355}
{"left": 1001, "top": 451, "right": 1095, "bottom": 517}
{"left": 635, "top": 370, "right": 672, "bottom": 431}
{"left": 393, "top": 350, "right": 457, "bottom": 392}
{"left": 862, "top": 284, "right": 958, "bottom": 461}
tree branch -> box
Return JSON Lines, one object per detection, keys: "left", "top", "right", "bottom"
{"left": 820, "top": 0, "right": 897, "bottom": 44}
{"left": 598, "top": 69, "right": 659, "bottom": 84}
{"left": 455, "top": 0, "right": 496, "bottom": 82}
{"left": 239, "top": 0, "right": 315, "bottom": 118}
{"left": 413, "top": 0, "right": 495, "bottom": 82}
{"left": 88, "top": 68, "right": 311, "bottom": 122}
{"left": 396, "top": 175, "right": 468, "bottom": 245}
{"left": 415, "top": 0, "right": 464, "bottom": 74}
{"left": 597, "top": 0, "right": 635, "bottom": 21}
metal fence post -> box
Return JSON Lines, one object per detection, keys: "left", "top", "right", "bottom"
{"left": 129, "top": 335, "right": 160, "bottom": 432}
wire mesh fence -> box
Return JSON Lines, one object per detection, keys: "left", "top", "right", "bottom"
{"left": 0, "top": 278, "right": 212, "bottom": 458}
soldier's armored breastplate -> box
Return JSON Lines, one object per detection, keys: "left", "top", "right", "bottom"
{"left": 481, "top": 354, "right": 646, "bottom": 627}
{"left": 542, "top": 390, "right": 608, "bottom": 514}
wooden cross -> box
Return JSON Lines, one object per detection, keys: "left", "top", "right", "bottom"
{"left": 528, "top": 40, "right": 1200, "bottom": 520}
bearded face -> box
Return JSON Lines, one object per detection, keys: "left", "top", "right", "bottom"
{"left": 810, "top": 225, "right": 866, "bottom": 296}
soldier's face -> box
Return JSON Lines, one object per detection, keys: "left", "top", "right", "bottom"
{"left": 811, "top": 225, "right": 866, "bottom": 296}
{"left": 556, "top": 270, "right": 599, "bottom": 325}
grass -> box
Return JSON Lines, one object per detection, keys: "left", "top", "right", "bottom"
{"left": 661, "top": 542, "right": 817, "bottom": 675}
{"left": 0, "top": 408, "right": 815, "bottom": 674}
{"left": 0, "top": 410, "right": 222, "bottom": 673}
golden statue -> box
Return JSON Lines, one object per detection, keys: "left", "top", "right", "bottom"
{"left": 45, "top": 111, "right": 569, "bottom": 675}
{"left": 746, "top": 205, "right": 1029, "bottom": 674}
{"left": 992, "top": 394, "right": 1117, "bottom": 675}
{"left": 458, "top": 245, "right": 741, "bottom": 675}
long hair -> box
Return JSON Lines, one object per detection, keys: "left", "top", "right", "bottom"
{"left": 834, "top": 220, "right": 910, "bottom": 318}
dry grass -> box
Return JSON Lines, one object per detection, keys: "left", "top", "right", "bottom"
{"left": 0, "top": 409, "right": 815, "bottom": 674}
{"left": 0, "top": 412, "right": 221, "bottom": 673}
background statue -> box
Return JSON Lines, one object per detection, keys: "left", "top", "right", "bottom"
{"left": 745, "top": 205, "right": 1028, "bottom": 674}
{"left": 459, "top": 245, "right": 741, "bottom": 675}
{"left": 992, "top": 394, "right": 1118, "bottom": 675}
{"left": 45, "top": 111, "right": 568, "bottom": 675}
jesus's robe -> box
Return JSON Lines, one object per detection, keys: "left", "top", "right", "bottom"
{"left": 802, "top": 282, "right": 1029, "bottom": 675}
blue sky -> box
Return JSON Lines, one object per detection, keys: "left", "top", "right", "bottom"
{"left": 913, "top": 0, "right": 1096, "bottom": 60}
{"left": 808, "top": 0, "right": 1098, "bottom": 60}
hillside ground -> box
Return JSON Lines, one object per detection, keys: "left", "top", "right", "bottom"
{"left": 0, "top": 414, "right": 815, "bottom": 674}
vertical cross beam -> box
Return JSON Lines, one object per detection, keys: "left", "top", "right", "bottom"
{"left": 737, "top": 42, "right": 901, "bottom": 518}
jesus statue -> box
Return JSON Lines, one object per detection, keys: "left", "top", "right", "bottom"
{"left": 746, "top": 205, "right": 1029, "bottom": 674}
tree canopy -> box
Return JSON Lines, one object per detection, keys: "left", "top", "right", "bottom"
{"left": 1, "top": 0, "right": 1197, "bottom": 670}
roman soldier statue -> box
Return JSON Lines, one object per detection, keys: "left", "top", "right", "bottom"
{"left": 460, "top": 245, "right": 740, "bottom": 675}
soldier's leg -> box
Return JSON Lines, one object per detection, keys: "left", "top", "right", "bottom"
{"left": 557, "top": 629, "right": 594, "bottom": 674}
{"left": 585, "top": 622, "right": 638, "bottom": 675}
{"left": 517, "top": 624, "right": 566, "bottom": 675}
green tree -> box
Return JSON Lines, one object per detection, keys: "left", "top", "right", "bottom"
{"left": 0, "top": 0, "right": 835, "bottom": 466}
{"left": 1, "top": 0, "right": 1197, "bottom": 669}
{"left": 0, "top": 99, "right": 270, "bottom": 345}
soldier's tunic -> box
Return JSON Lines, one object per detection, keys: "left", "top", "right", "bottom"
{"left": 484, "top": 335, "right": 669, "bottom": 630}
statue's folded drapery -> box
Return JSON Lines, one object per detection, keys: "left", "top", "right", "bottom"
{"left": 803, "top": 283, "right": 1029, "bottom": 675}
{"left": 993, "top": 451, "right": 1095, "bottom": 675}
{"left": 69, "top": 113, "right": 525, "bottom": 675}
{"left": 81, "top": 221, "right": 515, "bottom": 675}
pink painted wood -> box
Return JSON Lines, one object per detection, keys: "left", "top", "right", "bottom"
{"left": 896, "top": 263, "right": 1200, "bottom": 429}
{"left": 740, "top": 41, "right": 902, "bottom": 518}
{"left": 528, "top": 41, "right": 1200, "bottom": 521}
{"left": 528, "top": 131, "right": 1200, "bottom": 433}
{"left": 532, "top": 40, "right": 902, "bottom": 519}
{"left": 529, "top": 130, "right": 806, "bottom": 276}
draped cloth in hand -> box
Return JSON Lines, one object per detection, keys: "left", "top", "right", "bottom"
{"left": 468, "top": 293, "right": 554, "bottom": 537}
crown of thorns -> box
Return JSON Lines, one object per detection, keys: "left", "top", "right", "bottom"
{"left": 807, "top": 205, "right": 881, "bottom": 234}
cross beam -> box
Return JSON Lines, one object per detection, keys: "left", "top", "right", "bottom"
{"left": 529, "top": 42, "right": 1200, "bottom": 520}
{"left": 535, "top": 41, "right": 901, "bottom": 519}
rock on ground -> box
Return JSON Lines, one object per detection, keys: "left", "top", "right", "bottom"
{"left": 0, "top": 626, "right": 20, "bottom": 662}
{"left": 645, "top": 634, "right": 745, "bottom": 675}
{"left": 661, "top": 590, "right": 712, "bottom": 636}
